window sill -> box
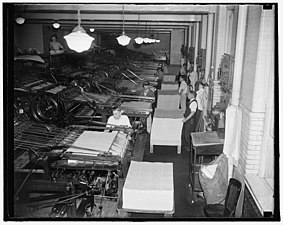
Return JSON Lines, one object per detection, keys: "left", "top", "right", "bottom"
{"left": 244, "top": 174, "right": 274, "bottom": 216}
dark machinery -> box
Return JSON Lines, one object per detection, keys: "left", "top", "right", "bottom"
{"left": 14, "top": 120, "right": 136, "bottom": 218}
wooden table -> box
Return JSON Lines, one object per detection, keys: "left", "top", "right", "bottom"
{"left": 189, "top": 131, "right": 224, "bottom": 203}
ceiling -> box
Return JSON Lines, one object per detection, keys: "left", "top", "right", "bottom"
{"left": 14, "top": 4, "right": 217, "bottom": 33}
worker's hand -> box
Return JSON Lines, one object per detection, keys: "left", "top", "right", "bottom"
{"left": 182, "top": 118, "right": 187, "bottom": 123}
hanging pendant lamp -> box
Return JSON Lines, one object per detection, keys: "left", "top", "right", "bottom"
{"left": 15, "top": 17, "right": 25, "bottom": 25}
{"left": 64, "top": 7, "right": 94, "bottom": 53}
{"left": 53, "top": 21, "right": 60, "bottom": 29}
{"left": 135, "top": 14, "right": 143, "bottom": 44}
{"left": 116, "top": 4, "right": 131, "bottom": 46}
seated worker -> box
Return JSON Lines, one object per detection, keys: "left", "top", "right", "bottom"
{"left": 140, "top": 84, "right": 155, "bottom": 98}
{"left": 181, "top": 91, "right": 198, "bottom": 151}
{"left": 49, "top": 34, "right": 64, "bottom": 54}
{"left": 106, "top": 106, "right": 131, "bottom": 132}
{"left": 178, "top": 75, "right": 188, "bottom": 113}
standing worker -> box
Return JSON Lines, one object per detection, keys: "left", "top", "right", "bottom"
{"left": 181, "top": 91, "right": 198, "bottom": 151}
{"left": 178, "top": 76, "right": 188, "bottom": 113}
{"left": 195, "top": 83, "right": 205, "bottom": 132}
{"left": 49, "top": 34, "right": 64, "bottom": 54}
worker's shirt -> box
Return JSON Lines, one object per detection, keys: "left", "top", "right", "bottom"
{"left": 50, "top": 41, "right": 63, "bottom": 51}
{"left": 189, "top": 98, "right": 198, "bottom": 112}
{"left": 107, "top": 115, "right": 131, "bottom": 128}
{"left": 179, "top": 80, "right": 188, "bottom": 95}
{"left": 196, "top": 88, "right": 205, "bottom": 111}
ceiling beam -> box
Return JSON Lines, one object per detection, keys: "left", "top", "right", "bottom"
{"left": 21, "top": 12, "right": 202, "bottom": 22}
{"left": 15, "top": 4, "right": 217, "bottom": 14}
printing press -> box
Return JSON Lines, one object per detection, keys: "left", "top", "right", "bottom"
{"left": 13, "top": 51, "right": 161, "bottom": 218}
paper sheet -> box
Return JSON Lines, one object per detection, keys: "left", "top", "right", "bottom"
{"left": 157, "top": 94, "right": 180, "bottom": 110}
{"left": 154, "top": 109, "right": 184, "bottom": 118}
{"left": 150, "top": 117, "right": 183, "bottom": 146}
{"left": 67, "top": 131, "right": 117, "bottom": 154}
{"left": 158, "top": 89, "right": 179, "bottom": 95}
{"left": 161, "top": 83, "right": 178, "bottom": 90}
{"left": 201, "top": 164, "right": 218, "bottom": 179}
{"left": 163, "top": 75, "right": 176, "bottom": 82}
{"left": 46, "top": 85, "right": 66, "bottom": 94}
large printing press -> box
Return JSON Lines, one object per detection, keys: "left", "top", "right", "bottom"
{"left": 13, "top": 49, "right": 166, "bottom": 217}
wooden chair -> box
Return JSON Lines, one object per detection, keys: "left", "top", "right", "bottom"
{"left": 203, "top": 178, "right": 241, "bottom": 217}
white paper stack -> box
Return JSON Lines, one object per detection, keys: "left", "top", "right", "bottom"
{"left": 161, "top": 83, "right": 178, "bottom": 90}
{"left": 150, "top": 117, "right": 183, "bottom": 146}
{"left": 123, "top": 161, "right": 174, "bottom": 212}
{"left": 163, "top": 75, "right": 176, "bottom": 82}
{"left": 157, "top": 95, "right": 180, "bottom": 110}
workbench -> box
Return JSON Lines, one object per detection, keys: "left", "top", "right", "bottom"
{"left": 189, "top": 131, "right": 224, "bottom": 203}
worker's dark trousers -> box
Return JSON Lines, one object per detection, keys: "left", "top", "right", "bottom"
{"left": 181, "top": 117, "right": 196, "bottom": 150}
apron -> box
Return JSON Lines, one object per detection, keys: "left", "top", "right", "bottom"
{"left": 181, "top": 99, "right": 198, "bottom": 148}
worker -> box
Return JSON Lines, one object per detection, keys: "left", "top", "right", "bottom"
{"left": 49, "top": 34, "right": 64, "bottom": 54}
{"left": 140, "top": 84, "right": 155, "bottom": 98}
{"left": 181, "top": 91, "right": 198, "bottom": 151}
{"left": 106, "top": 106, "right": 131, "bottom": 132}
{"left": 155, "top": 67, "right": 164, "bottom": 89}
{"left": 195, "top": 83, "right": 205, "bottom": 132}
{"left": 176, "top": 63, "right": 187, "bottom": 86}
{"left": 188, "top": 69, "right": 198, "bottom": 91}
{"left": 178, "top": 75, "right": 188, "bottom": 113}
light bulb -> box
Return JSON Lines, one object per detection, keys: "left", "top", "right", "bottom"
{"left": 15, "top": 17, "right": 25, "bottom": 25}
{"left": 135, "top": 37, "right": 144, "bottom": 44}
{"left": 53, "top": 22, "right": 60, "bottom": 29}
{"left": 89, "top": 28, "right": 95, "bottom": 32}
{"left": 116, "top": 32, "right": 131, "bottom": 46}
{"left": 64, "top": 26, "right": 94, "bottom": 53}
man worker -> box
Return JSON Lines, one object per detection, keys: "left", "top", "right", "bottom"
{"left": 181, "top": 91, "right": 198, "bottom": 151}
{"left": 106, "top": 106, "right": 132, "bottom": 132}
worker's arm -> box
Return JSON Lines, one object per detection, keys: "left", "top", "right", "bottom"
{"left": 182, "top": 111, "right": 196, "bottom": 123}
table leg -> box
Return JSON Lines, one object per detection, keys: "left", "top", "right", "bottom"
{"left": 177, "top": 145, "right": 181, "bottom": 154}
{"left": 164, "top": 212, "right": 173, "bottom": 218}
{"left": 150, "top": 145, "right": 153, "bottom": 153}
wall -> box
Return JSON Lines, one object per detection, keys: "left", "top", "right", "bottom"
{"left": 213, "top": 5, "right": 227, "bottom": 71}
{"left": 126, "top": 32, "right": 170, "bottom": 56}
{"left": 238, "top": 5, "right": 274, "bottom": 176}
{"left": 170, "top": 29, "right": 183, "bottom": 65}
{"left": 14, "top": 24, "right": 44, "bottom": 54}
{"left": 240, "top": 6, "right": 261, "bottom": 111}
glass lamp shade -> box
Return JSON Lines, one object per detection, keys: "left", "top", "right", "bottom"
{"left": 15, "top": 17, "right": 25, "bottom": 25}
{"left": 143, "top": 38, "right": 150, "bottom": 43}
{"left": 53, "top": 22, "right": 60, "bottom": 29}
{"left": 135, "top": 37, "right": 144, "bottom": 44}
{"left": 64, "top": 25, "right": 94, "bottom": 53}
{"left": 116, "top": 32, "right": 131, "bottom": 46}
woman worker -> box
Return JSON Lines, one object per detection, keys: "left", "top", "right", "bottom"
{"left": 181, "top": 91, "right": 198, "bottom": 151}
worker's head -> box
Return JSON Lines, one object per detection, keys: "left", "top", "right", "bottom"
{"left": 51, "top": 34, "right": 58, "bottom": 42}
{"left": 112, "top": 106, "right": 122, "bottom": 119}
{"left": 179, "top": 75, "right": 186, "bottom": 82}
{"left": 188, "top": 90, "right": 196, "bottom": 100}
